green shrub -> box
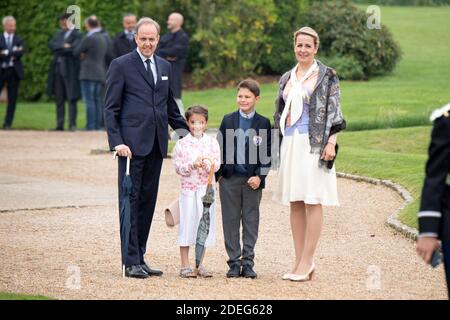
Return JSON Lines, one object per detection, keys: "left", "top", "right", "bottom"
{"left": 191, "top": 0, "right": 277, "bottom": 85}
{"left": 304, "top": 0, "right": 401, "bottom": 79}
{"left": 260, "top": 0, "right": 309, "bottom": 75}
{"left": 319, "top": 55, "right": 365, "bottom": 80}
{"left": 0, "top": 0, "right": 139, "bottom": 101}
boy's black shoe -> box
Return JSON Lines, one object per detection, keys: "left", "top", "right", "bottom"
{"left": 241, "top": 265, "right": 257, "bottom": 279}
{"left": 226, "top": 265, "right": 241, "bottom": 278}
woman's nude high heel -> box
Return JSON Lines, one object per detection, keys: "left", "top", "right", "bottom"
{"left": 282, "top": 273, "right": 294, "bottom": 280}
{"left": 289, "top": 263, "right": 315, "bottom": 282}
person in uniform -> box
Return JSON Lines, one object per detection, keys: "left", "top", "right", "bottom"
{"left": 416, "top": 102, "right": 450, "bottom": 299}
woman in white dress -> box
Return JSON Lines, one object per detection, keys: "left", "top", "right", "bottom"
{"left": 172, "top": 105, "right": 221, "bottom": 278}
{"left": 273, "top": 27, "right": 346, "bottom": 281}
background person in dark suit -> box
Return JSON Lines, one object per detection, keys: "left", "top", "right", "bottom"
{"left": 0, "top": 16, "right": 24, "bottom": 130}
{"left": 112, "top": 13, "right": 137, "bottom": 59}
{"left": 416, "top": 104, "right": 450, "bottom": 299}
{"left": 74, "top": 16, "right": 108, "bottom": 131}
{"left": 47, "top": 13, "right": 82, "bottom": 131}
{"left": 156, "top": 12, "right": 189, "bottom": 115}
{"left": 104, "top": 17, "right": 189, "bottom": 279}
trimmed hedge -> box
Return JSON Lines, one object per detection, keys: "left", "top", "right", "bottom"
{"left": 0, "top": 0, "right": 139, "bottom": 100}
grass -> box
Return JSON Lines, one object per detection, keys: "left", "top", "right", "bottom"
{"left": 0, "top": 292, "right": 54, "bottom": 300}
{"left": 337, "top": 126, "right": 432, "bottom": 228}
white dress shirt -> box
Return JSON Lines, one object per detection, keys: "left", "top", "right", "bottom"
{"left": 136, "top": 47, "right": 157, "bottom": 84}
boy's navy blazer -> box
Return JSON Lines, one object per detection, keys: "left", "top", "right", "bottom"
{"left": 104, "top": 49, "right": 188, "bottom": 157}
{"left": 216, "top": 110, "right": 272, "bottom": 189}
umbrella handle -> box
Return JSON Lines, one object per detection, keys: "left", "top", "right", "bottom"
{"left": 202, "top": 157, "right": 215, "bottom": 185}
{"left": 126, "top": 156, "right": 130, "bottom": 176}
{"left": 113, "top": 151, "right": 131, "bottom": 176}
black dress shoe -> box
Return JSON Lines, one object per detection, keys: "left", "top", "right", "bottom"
{"left": 241, "top": 265, "right": 257, "bottom": 279}
{"left": 125, "top": 265, "right": 149, "bottom": 279}
{"left": 226, "top": 264, "right": 241, "bottom": 278}
{"left": 141, "top": 263, "right": 163, "bottom": 276}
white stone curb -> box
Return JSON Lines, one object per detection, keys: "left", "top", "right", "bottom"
{"left": 337, "top": 172, "right": 418, "bottom": 241}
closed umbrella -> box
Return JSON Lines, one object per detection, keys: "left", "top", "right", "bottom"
{"left": 194, "top": 158, "right": 215, "bottom": 274}
{"left": 116, "top": 154, "right": 132, "bottom": 277}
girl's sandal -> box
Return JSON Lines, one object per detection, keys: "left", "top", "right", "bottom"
{"left": 179, "top": 267, "right": 197, "bottom": 278}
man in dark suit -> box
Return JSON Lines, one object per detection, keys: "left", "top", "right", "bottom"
{"left": 112, "top": 13, "right": 137, "bottom": 59}
{"left": 156, "top": 12, "right": 189, "bottom": 115}
{"left": 416, "top": 103, "right": 450, "bottom": 298}
{"left": 104, "top": 17, "right": 189, "bottom": 279}
{"left": 0, "top": 16, "right": 24, "bottom": 130}
{"left": 74, "top": 16, "right": 108, "bottom": 131}
{"left": 47, "top": 13, "right": 82, "bottom": 131}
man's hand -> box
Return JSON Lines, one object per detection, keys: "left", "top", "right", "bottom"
{"left": 63, "top": 43, "right": 71, "bottom": 49}
{"left": 247, "top": 176, "right": 261, "bottom": 190}
{"left": 115, "top": 144, "right": 132, "bottom": 158}
{"left": 416, "top": 236, "right": 439, "bottom": 264}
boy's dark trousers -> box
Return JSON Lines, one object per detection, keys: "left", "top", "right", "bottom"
{"left": 219, "top": 175, "right": 262, "bottom": 268}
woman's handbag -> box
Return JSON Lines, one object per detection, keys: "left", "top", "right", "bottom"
{"left": 164, "top": 198, "right": 180, "bottom": 227}
{"left": 326, "top": 143, "right": 339, "bottom": 170}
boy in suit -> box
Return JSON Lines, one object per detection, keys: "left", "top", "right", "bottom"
{"left": 216, "top": 79, "right": 272, "bottom": 278}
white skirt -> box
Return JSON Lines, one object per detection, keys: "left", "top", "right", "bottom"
{"left": 272, "top": 131, "right": 339, "bottom": 206}
{"left": 178, "top": 186, "right": 216, "bottom": 247}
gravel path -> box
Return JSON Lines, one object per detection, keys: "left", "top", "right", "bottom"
{"left": 0, "top": 131, "right": 447, "bottom": 299}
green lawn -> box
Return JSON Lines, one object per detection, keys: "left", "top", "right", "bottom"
{"left": 338, "top": 126, "right": 432, "bottom": 228}
{"left": 0, "top": 292, "right": 53, "bottom": 300}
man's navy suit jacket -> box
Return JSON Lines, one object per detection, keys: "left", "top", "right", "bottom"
{"left": 104, "top": 49, "right": 188, "bottom": 157}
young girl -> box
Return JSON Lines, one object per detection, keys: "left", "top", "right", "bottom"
{"left": 172, "top": 105, "right": 221, "bottom": 278}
